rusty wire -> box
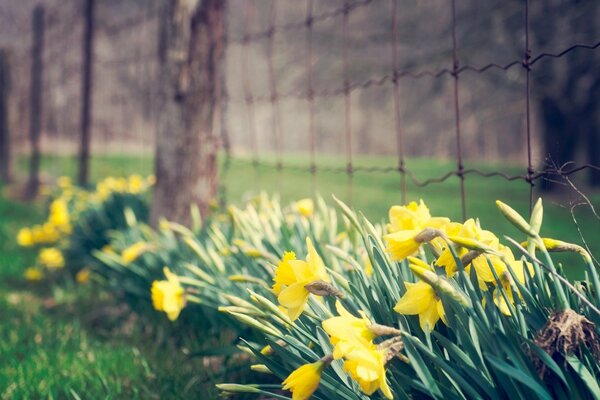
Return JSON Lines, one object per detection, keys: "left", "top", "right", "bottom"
{"left": 34, "top": 0, "right": 600, "bottom": 214}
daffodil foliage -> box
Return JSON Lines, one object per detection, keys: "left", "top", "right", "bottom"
{"left": 28, "top": 185, "right": 600, "bottom": 399}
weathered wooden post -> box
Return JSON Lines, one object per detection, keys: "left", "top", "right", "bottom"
{"left": 151, "top": 0, "right": 226, "bottom": 225}
{"left": 24, "top": 5, "right": 45, "bottom": 199}
{"left": 77, "top": 0, "right": 96, "bottom": 186}
{"left": 0, "top": 48, "right": 12, "bottom": 184}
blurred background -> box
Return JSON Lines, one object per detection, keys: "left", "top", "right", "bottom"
{"left": 0, "top": 0, "right": 598, "bottom": 239}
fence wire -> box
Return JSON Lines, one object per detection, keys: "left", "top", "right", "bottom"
{"left": 8, "top": 0, "right": 600, "bottom": 220}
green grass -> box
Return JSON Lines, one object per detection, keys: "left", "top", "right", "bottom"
{"left": 0, "top": 191, "right": 251, "bottom": 399}
{"left": 2, "top": 152, "right": 598, "bottom": 397}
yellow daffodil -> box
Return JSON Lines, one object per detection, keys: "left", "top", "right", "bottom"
{"left": 24, "top": 267, "right": 43, "bottom": 281}
{"left": 384, "top": 200, "right": 449, "bottom": 261}
{"left": 127, "top": 174, "right": 145, "bottom": 193}
{"left": 38, "top": 247, "right": 65, "bottom": 269}
{"left": 384, "top": 230, "right": 421, "bottom": 261}
{"left": 57, "top": 176, "right": 72, "bottom": 189}
{"left": 76, "top": 268, "right": 92, "bottom": 284}
{"left": 394, "top": 259, "right": 445, "bottom": 332}
{"left": 121, "top": 241, "right": 149, "bottom": 264}
{"left": 343, "top": 347, "right": 393, "bottom": 399}
{"left": 363, "top": 254, "right": 373, "bottom": 277}
{"left": 490, "top": 253, "right": 534, "bottom": 315}
{"left": 151, "top": 267, "right": 186, "bottom": 321}
{"left": 48, "top": 198, "right": 70, "bottom": 229}
{"left": 17, "top": 228, "right": 34, "bottom": 247}
{"left": 295, "top": 198, "right": 314, "bottom": 217}
{"left": 388, "top": 200, "right": 448, "bottom": 233}
{"left": 435, "top": 219, "right": 501, "bottom": 280}
{"left": 282, "top": 360, "right": 326, "bottom": 400}
{"left": 322, "top": 301, "right": 375, "bottom": 359}
{"left": 272, "top": 238, "right": 330, "bottom": 320}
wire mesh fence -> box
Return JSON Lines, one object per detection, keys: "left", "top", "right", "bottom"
{"left": 1, "top": 0, "right": 599, "bottom": 220}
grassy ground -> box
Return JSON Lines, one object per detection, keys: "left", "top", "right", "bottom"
{"left": 2, "top": 153, "right": 598, "bottom": 397}
{"left": 0, "top": 189, "right": 250, "bottom": 399}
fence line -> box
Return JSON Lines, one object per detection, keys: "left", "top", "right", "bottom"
{"left": 8, "top": 0, "right": 600, "bottom": 219}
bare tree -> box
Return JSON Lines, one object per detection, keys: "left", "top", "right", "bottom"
{"left": 151, "top": 0, "right": 226, "bottom": 225}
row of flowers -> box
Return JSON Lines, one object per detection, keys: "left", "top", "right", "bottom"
{"left": 18, "top": 179, "right": 600, "bottom": 399}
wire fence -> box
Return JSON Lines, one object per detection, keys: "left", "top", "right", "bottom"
{"left": 2, "top": 0, "right": 600, "bottom": 219}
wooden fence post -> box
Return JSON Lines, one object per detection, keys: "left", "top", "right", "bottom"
{"left": 0, "top": 48, "right": 12, "bottom": 184}
{"left": 24, "top": 5, "right": 45, "bottom": 199}
{"left": 77, "top": 0, "right": 96, "bottom": 186}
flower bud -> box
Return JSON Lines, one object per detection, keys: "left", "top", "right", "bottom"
{"left": 529, "top": 198, "right": 543, "bottom": 235}
{"left": 410, "top": 264, "right": 471, "bottom": 308}
{"left": 250, "top": 364, "right": 272, "bottom": 374}
{"left": 216, "top": 384, "right": 261, "bottom": 394}
{"left": 496, "top": 200, "right": 535, "bottom": 237}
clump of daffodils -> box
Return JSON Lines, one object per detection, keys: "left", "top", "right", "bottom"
{"left": 18, "top": 174, "right": 154, "bottom": 282}
{"left": 38, "top": 187, "right": 596, "bottom": 399}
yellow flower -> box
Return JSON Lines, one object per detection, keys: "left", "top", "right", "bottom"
{"left": 272, "top": 238, "right": 330, "bottom": 320}
{"left": 282, "top": 361, "right": 325, "bottom": 400}
{"left": 343, "top": 347, "right": 393, "bottom": 399}
{"left": 322, "top": 301, "right": 375, "bottom": 359}
{"left": 363, "top": 254, "right": 373, "bottom": 277}
{"left": 295, "top": 198, "right": 314, "bottom": 217}
{"left": 121, "top": 242, "right": 148, "bottom": 264}
{"left": 101, "top": 244, "right": 115, "bottom": 254}
{"left": 388, "top": 200, "right": 448, "bottom": 233}
{"left": 57, "top": 176, "right": 72, "bottom": 189}
{"left": 24, "top": 267, "right": 43, "bottom": 281}
{"left": 38, "top": 247, "right": 65, "bottom": 269}
{"left": 151, "top": 267, "right": 186, "bottom": 321}
{"left": 435, "top": 219, "right": 500, "bottom": 279}
{"left": 49, "top": 198, "right": 70, "bottom": 229}
{"left": 384, "top": 230, "right": 421, "bottom": 261}
{"left": 76, "top": 268, "right": 92, "bottom": 284}
{"left": 490, "top": 253, "right": 534, "bottom": 315}
{"left": 384, "top": 200, "right": 449, "bottom": 261}
{"left": 17, "top": 228, "right": 34, "bottom": 247}
{"left": 127, "top": 174, "right": 145, "bottom": 193}
{"left": 394, "top": 259, "right": 445, "bottom": 332}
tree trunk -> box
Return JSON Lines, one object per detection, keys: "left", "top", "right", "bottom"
{"left": 24, "top": 6, "right": 45, "bottom": 199}
{"left": 151, "top": 0, "right": 226, "bottom": 225}
{"left": 77, "top": 0, "right": 96, "bottom": 186}
{"left": 0, "top": 49, "right": 11, "bottom": 184}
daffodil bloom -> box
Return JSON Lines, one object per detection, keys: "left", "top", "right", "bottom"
{"left": 385, "top": 200, "right": 449, "bottom": 261}
{"left": 490, "top": 253, "right": 534, "bottom": 315}
{"left": 17, "top": 228, "right": 34, "bottom": 247}
{"left": 38, "top": 247, "right": 65, "bottom": 269}
{"left": 282, "top": 360, "right": 326, "bottom": 400}
{"left": 151, "top": 267, "right": 186, "bottom": 321}
{"left": 272, "top": 238, "right": 330, "bottom": 320}
{"left": 363, "top": 254, "right": 373, "bottom": 277}
{"left": 295, "top": 198, "right": 314, "bottom": 217}
{"left": 57, "top": 176, "right": 72, "bottom": 188}
{"left": 394, "top": 259, "right": 445, "bottom": 332}
{"left": 127, "top": 174, "right": 145, "bottom": 193}
{"left": 388, "top": 200, "right": 448, "bottom": 233}
{"left": 322, "top": 301, "right": 375, "bottom": 359}
{"left": 384, "top": 230, "right": 421, "bottom": 261}
{"left": 121, "top": 241, "right": 148, "bottom": 264}
{"left": 435, "top": 219, "right": 500, "bottom": 279}
{"left": 24, "top": 267, "right": 43, "bottom": 281}
{"left": 76, "top": 268, "right": 91, "bottom": 284}
{"left": 343, "top": 347, "right": 393, "bottom": 399}
{"left": 48, "top": 198, "right": 70, "bottom": 230}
